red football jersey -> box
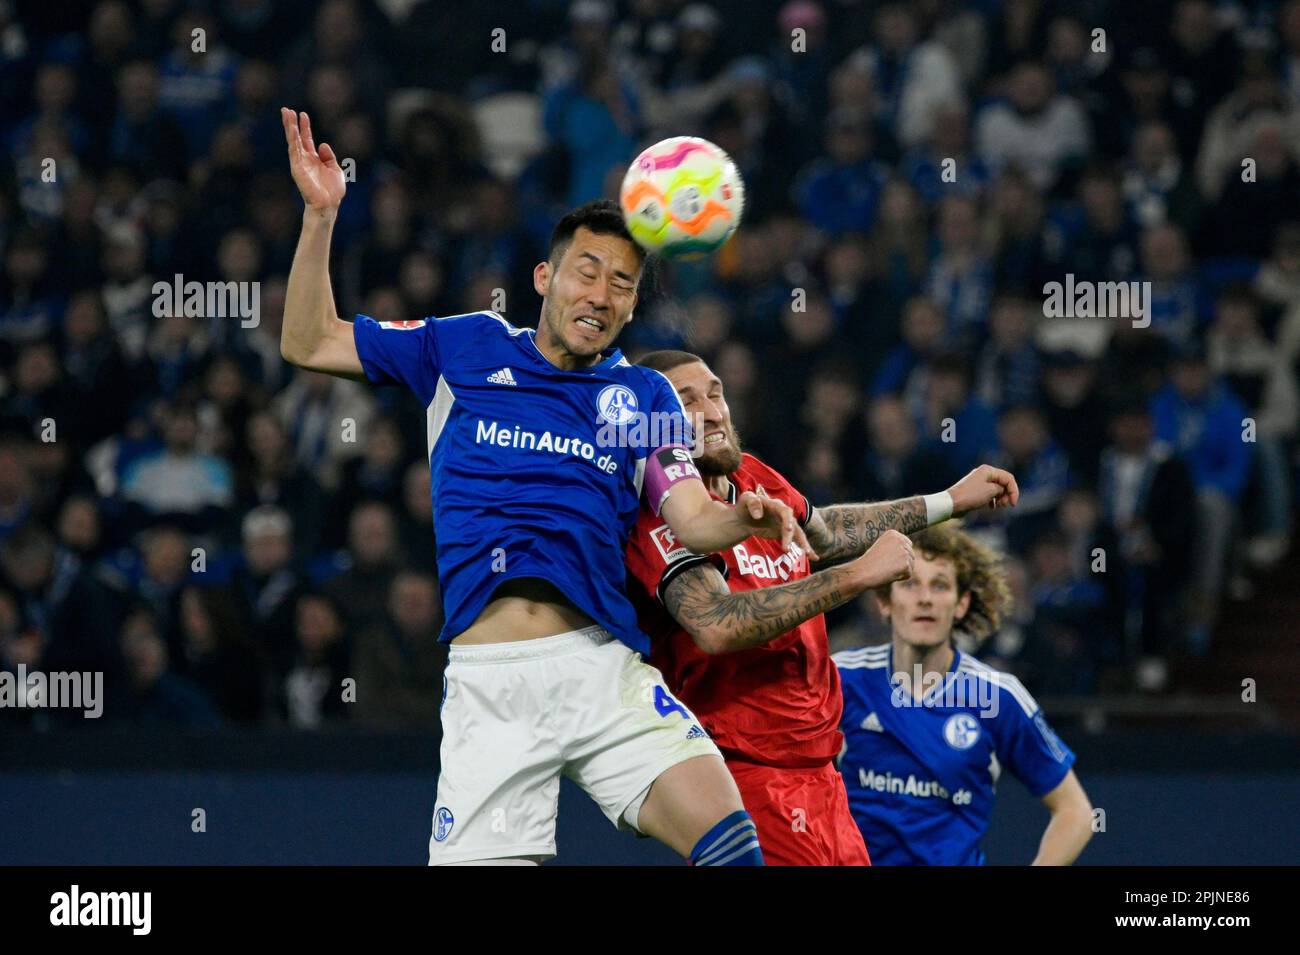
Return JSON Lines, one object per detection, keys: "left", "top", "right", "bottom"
{"left": 625, "top": 453, "right": 844, "bottom": 768}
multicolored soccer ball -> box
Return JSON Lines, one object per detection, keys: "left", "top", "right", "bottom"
{"left": 619, "top": 136, "right": 745, "bottom": 259}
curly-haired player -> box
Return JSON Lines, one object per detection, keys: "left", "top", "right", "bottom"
{"left": 835, "top": 524, "right": 1094, "bottom": 865}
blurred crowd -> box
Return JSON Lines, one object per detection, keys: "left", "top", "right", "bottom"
{"left": 1, "top": 0, "right": 1298, "bottom": 729}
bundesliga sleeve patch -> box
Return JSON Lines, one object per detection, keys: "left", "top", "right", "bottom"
{"left": 650, "top": 524, "right": 691, "bottom": 564}
{"left": 645, "top": 445, "right": 701, "bottom": 516}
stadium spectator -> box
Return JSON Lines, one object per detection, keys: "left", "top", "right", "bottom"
{"left": 1044, "top": 165, "right": 1141, "bottom": 285}
{"left": 325, "top": 501, "right": 403, "bottom": 634}
{"left": 855, "top": 394, "right": 949, "bottom": 504}
{"left": 227, "top": 504, "right": 301, "bottom": 676}
{"left": 543, "top": 2, "right": 642, "bottom": 208}
{"left": 845, "top": 1, "right": 962, "bottom": 151}
{"left": 281, "top": 590, "right": 350, "bottom": 729}
{"left": 128, "top": 524, "right": 190, "bottom": 657}
{"left": 792, "top": 108, "right": 889, "bottom": 237}
{"left": 1140, "top": 222, "right": 1209, "bottom": 348}
{"left": 1124, "top": 121, "right": 1203, "bottom": 234}
{"left": 974, "top": 294, "right": 1041, "bottom": 410}
{"left": 1022, "top": 530, "right": 1107, "bottom": 695}
{"left": 914, "top": 352, "right": 998, "bottom": 486}
{"left": 178, "top": 584, "right": 268, "bottom": 725}
{"left": 986, "top": 403, "right": 1072, "bottom": 551}
{"left": 925, "top": 194, "right": 995, "bottom": 342}
{"left": 120, "top": 605, "right": 222, "bottom": 728}
{"left": 107, "top": 58, "right": 189, "bottom": 181}
{"left": 271, "top": 368, "right": 375, "bottom": 488}
{"left": 1150, "top": 345, "right": 1253, "bottom": 654}
{"left": 236, "top": 411, "right": 325, "bottom": 561}
{"left": 120, "top": 400, "right": 234, "bottom": 536}
{"left": 397, "top": 461, "right": 436, "bottom": 575}
{"left": 1037, "top": 350, "right": 1110, "bottom": 486}
{"left": 323, "top": 416, "right": 405, "bottom": 550}
{"left": 2, "top": 523, "right": 122, "bottom": 700}
{"left": 900, "top": 102, "right": 991, "bottom": 205}
{"left": 1205, "top": 287, "right": 1297, "bottom": 566}
{"left": 986, "top": 167, "right": 1052, "bottom": 292}
{"left": 155, "top": 9, "right": 239, "bottom": 159}
{"left": 975, "top": 60, "right": 1091, "bottom": 193}
{"left": 1098, "top": 400, "right": 1197, "bottom": 689}
{"left": 351, "top": 571, "right": 447, "bottom": 731}
{"left": 870, "top": 294, "right": 945, "bottom": 400}
{"left": 60, "top": 292, "right": 133, "bottom": 446}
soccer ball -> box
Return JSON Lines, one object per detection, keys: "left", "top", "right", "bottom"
{"left": 619, "top": 136, "right": 745, "bottom": 259}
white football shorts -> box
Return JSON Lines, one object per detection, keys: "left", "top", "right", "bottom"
{"left": 427, "top": 626, "right": 721, "bottom": 864}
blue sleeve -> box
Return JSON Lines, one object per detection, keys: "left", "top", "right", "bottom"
{"left": 995, "top": 689, "right": 1076, "bottom": 799}
{"left": 353, "top": 313, "right": 493, "bottom": 406}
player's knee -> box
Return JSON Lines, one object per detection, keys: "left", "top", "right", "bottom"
{"left": 689, "top": 809, "right": 764, "bottom": 866}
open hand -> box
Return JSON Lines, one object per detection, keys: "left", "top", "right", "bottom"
{"left": 281, "top": 108, "right": 346, "bottom": 214}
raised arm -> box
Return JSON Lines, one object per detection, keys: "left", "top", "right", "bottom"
{"left": 804, "top": 465, "right": 1021, "bottom": 564}
{"left": 662, "top": 530, "right": 914, "bottom": 655}
{"left": 279, "top": 107, "right": 367, "bottom": 380}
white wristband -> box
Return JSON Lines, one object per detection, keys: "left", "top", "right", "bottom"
{"left": 923, "top": 491, "right": 953, "bottom": 525}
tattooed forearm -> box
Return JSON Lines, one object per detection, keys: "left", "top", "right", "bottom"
{"left": 805, "top": 497, "right": 928, "bottom": 564}
{"left": 663, "top": 562, "right": 864, "bottom": 654}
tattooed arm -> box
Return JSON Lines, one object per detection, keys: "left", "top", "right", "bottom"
{"left": 803, "top": 498, "right": 929, "bottom": 566}
{"left": 803, "top": 465, "right": 1024, "bottom": 565}
{"left": 662, "top": 531, "right": 914, "bottom": 655}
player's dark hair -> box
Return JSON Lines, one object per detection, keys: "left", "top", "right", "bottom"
{"left": 636, "top": 349, "right": 706, "bottom": 374}
{"left": 548, "top": 199, "right": 646, "bottom": 268}
{"left": 874, "top": 522, "right": 1011, "bottom": 645}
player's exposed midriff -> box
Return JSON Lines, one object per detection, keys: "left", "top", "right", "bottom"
{"left": 453, "top": 577, "right": 599, "bottom": 644}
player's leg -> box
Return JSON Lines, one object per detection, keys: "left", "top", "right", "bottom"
{"left": 820, "top": 762, "right": 871, "bottom": 865}
{"left": 428, "top": 641, "right": 564, "bottom": 865}
{"left": 633, "top": 753, "right": 751, "bottom": 858}
{"left": 723, "top": 760, "right": 841, "bottom": 866}
{"left": 561, "top": 634, "right": 763, "bottom": 865}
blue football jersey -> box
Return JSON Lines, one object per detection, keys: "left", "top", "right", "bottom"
{"left": 353, "top": 310, "right": 691, "bottom": 654}
{"left": 834, "top": 644, "right": 1075, "bottom": 865}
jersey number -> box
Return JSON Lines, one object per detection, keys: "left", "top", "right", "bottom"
{"left": 653, "top": 685, "right": 690, "bottom": 720}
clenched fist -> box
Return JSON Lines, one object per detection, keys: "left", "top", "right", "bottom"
{"left": 947, "top": 465, "right": 1019, "bottom": 516}
{"left": 853, "top": 529, "right": 914, "bottom": 588}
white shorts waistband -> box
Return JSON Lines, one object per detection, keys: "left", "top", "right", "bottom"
{"left": 449, "top": 625, "right": 613, "bottom": 664}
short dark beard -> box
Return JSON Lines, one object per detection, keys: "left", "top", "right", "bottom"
{"left": 694, "top": 426, "right": 743, "bottom": 476}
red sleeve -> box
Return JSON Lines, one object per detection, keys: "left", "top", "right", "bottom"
{"left": 625, "top": 502, "right": 729, "bottom": 605}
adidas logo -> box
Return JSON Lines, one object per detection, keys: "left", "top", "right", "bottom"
{"left": 685, "top": 724, "right": 708, "bottom": 740}
{"left": 860, "top": 711, "right": 883, "bottom": 733}
{"left": 487, "top": 367, "right": 517, "bottom": 386}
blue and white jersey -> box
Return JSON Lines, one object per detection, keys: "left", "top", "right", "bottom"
{"left": 834, "top": 644, "right": 1075, "bottom": 865}
{"left": 353, "top": 311, "right": 691, "bottom": 655}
